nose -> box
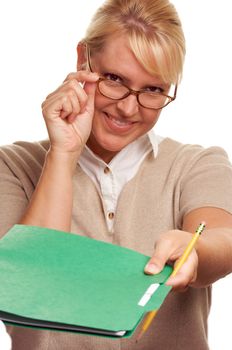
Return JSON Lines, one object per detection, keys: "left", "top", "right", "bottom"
{"left": 116, "top": 94, "right": 139, "bottom": 117}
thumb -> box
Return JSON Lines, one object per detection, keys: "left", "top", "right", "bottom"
{"left": 144, "top": 240, "right": 171, "bottom": 275}
{"left": 84, "top": 81, "right": 97, "bottom": 115}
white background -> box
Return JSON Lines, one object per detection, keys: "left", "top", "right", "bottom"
{"left": 0, "top": 1, "right": 231, "bottom": 349}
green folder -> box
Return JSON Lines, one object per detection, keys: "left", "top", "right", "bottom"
{"left": 0, "top": 225, "right": 172, "bottom": 338}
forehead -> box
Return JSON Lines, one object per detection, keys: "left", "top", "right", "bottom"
{"left": 91, "top": 35, "right": 166, "bottom": 86}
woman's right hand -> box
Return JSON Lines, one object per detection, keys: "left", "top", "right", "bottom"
{"left": 41, "top": 70, "right": 99, "bottom": 155}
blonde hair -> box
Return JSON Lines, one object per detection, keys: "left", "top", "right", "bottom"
{"left": 83, "top": 0, "right": 185, "bottom": 84}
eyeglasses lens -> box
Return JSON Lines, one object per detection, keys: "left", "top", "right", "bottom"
{"left": 98, "top": 80, "right": 170, "bottom": 109}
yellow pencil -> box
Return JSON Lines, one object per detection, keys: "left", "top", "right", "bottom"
{"left": 136, "top": 222, "right": 206, "bottom": 342}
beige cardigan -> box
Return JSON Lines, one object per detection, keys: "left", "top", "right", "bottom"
{"left": 1, "top": 137, "right": 232, "bottom": 350}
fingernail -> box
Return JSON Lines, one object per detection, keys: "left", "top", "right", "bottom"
{"left": 165, "top": 278, "right": 173, "bottom": 286}
{"left": 145, "top": 263, "right": 160, "bottom": 274}
{"left": 91, "top": 73, "right": 99, "bottom": 79}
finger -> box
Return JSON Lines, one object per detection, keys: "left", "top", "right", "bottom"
{"left": 65, "top": 81, "right": 98, "bottom": 123}
{"left": 42, "top": 93, "right": 65, "bottom": 119}
{"left": 83, "top": 81, "right": 98, "bottom": 114}
{"left": 167, "top": 271, "right": 193, "bottom": 291}
{"left": 45, "top": 72, "right": 98, "bottom": 101}
{"left": 58, "top": 80, "right": 89, "bottom": 112}
{"left": 43, "top": 92, "right": 77, "bottom": 121}
{"left": 166, "top": 252, "right": 198, "bottom": 289}
{"left": 65, "top": 94, "right": 83, "bottom": 123}
{"left": 65, "top": 81, "right": 97, "bottom": 121}
{"left": 144, "top": 238, "right": 174, "bottom": 275}
{"left": 64, "top": 71, "right": 99, "bottom": 84}
{"left": 43, "top": 84, "right": 87, "bottom": 120}
{"left": 59, "top": 98, "right": 74, "bottom": 120}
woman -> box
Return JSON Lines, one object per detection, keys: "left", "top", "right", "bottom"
{"left": 0, "top": 0, "right": 232, "bottom": 349}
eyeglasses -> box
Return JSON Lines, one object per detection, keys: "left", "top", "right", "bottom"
{"left": 86, "top": 46, "right": 177, "bottom": 110}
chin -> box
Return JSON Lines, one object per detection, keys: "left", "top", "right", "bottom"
{"left": 100, "top": 140, "right": 125, "bottom": 153}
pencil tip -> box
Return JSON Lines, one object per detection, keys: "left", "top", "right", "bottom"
{"left": 198, "top": 222, "right": 206, "bottom": 234}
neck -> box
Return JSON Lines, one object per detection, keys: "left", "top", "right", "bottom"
{"left": 86, "top": 137, "right": 119, "bottom": 164}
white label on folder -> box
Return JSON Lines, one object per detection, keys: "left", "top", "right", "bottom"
{"left": 138, "top": 283, "right": 159, "bottom": 307}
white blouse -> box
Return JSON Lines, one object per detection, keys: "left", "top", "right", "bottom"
{"left": 78, "top": 131, "right": 163, "bottom": 232}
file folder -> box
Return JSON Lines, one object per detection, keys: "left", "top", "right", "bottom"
{"left": 0, "top": 225, "right": 172, "bottom": 338}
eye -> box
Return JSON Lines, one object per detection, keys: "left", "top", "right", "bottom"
{"left": 144, "top": 86, "right": 164, "bottom": 94}
{"left": 103, "top": 73, "right": 122, "bottom": 83}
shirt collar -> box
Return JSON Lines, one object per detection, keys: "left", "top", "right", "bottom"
{"left": 80, "top": 130, "right": 162, "bottom": 167}
{"left": 147, "top": 130, "right": 163, "bottom": 158}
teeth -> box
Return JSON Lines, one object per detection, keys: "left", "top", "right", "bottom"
{"left": 108, "top": 114, "right": 133, "bottom": 126}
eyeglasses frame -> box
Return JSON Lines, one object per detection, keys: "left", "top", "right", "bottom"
{"left": 85, "top": 45, "right": 178, "bottom": 110}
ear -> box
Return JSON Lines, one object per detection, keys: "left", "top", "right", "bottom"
{"left": 76, "top": 42, "right": 87, "bottom": 71}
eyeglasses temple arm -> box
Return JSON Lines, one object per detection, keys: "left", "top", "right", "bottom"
{"left": 86, "top": 45, "right": 94, "bottom": 72}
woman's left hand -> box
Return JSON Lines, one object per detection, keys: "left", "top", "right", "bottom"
{"left": 144, "top": 230, "right": 199, "bottom": 291}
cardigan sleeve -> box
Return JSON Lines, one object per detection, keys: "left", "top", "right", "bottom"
{"left": 178, "top": 145, "right": 232, "bottom": 226}
{"left": 0, "top": 157, "right": 29, "bottom": 237}
{"left": 0, "top": 141, "right": 48, "bottom": 238}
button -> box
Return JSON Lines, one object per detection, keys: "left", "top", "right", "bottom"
{"left": 104, "top": 167, "right": 110, "bottom": 174}
{"left": 108, "top": 212, "right": 115, "bottom": 220}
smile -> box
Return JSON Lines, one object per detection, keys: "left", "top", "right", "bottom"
{"left": 104, "top": 113, "right": 137, "bottom": 132}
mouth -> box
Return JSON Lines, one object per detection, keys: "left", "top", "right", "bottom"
{"left": 103, "top": 112, "right": 137, "bottom": 132}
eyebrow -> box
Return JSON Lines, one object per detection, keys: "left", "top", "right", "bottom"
{"left": 100, "top": 67, "right": 131, "bottom": 83}
{"left": 100, "top": 66, "right": 167, "bottom": 89}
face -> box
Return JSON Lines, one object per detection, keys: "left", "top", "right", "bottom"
{"left": 80, "top": 35, "right": 169, "bottom": 162}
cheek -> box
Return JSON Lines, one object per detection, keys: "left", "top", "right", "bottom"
{"left": 143, "top": 110, "right": 161, "bottom": 126}
{"left": 94, "top": 91, "right": 109, "bottom": 110}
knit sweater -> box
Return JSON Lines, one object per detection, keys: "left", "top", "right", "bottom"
{"left": 1, "top": 137, "right": 232, "bottom": 350}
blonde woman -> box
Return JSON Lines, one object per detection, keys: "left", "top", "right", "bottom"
{"left": 1, "top": 0, "right": 232, "bottom": 349}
